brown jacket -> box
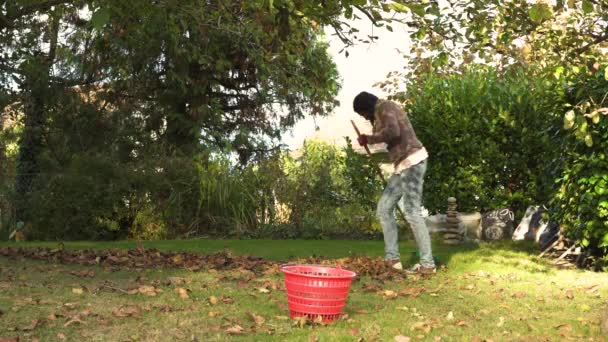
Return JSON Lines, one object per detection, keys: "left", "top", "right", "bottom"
{"left": 367, "top": 99, "right": 424, "bottom": 166}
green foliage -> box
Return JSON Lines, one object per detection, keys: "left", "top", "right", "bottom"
{"left": 406, "top": 65, "right": 564, "bottom": 214}
{"left": 278, "top": 140, "right": 382, "bottom": 239}
{"left": 552, "top": 62, "right": 608, "bottom": 268}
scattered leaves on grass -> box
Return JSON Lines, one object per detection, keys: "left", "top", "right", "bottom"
{"left": 446, "top": 311, "right": 454, "bottom": 321}
{"left": 394, "top": 335, "right": 411, "bottom": 342}
{"left": 57, "top": 333, "right": 66, "bottom": 340}
{"left": 274, "top": 315, "right": 289, "bottom": 320}
{"left": 456, "top": 320, "right": 468, "bottom": 327}
{"left": 208, "top": 311, "right": 218, "bottom": 317}
{"left": 209, "top": 296, "right": 219, "bottom": 305}
{"left": 112, "top": 305, "right": 141, "bottom": 318}
{"left": 511, "top": 292, "right": 526, "bottom": 299}
{"left": 175, "top": 287, "right": 189, "bottom": 299}
{"left": 72, "top": 287, "right": 84, "bottom": 295}
{"left": 565, "top": 289, "right": 574, "bottom": 299}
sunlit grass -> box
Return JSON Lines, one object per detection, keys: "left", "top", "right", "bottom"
{"left": 1, "top": 239, "right": 606, "bottom": 341}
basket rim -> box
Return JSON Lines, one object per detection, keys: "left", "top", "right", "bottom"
{"left": 280, "top": 264, "right": 357, "bottom": 279}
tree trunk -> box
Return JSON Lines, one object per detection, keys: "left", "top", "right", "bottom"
{"left": 14, "top": 12, "right": 60, "bottom": 222}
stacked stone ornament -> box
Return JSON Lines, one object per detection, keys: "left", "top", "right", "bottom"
{"left": 443, "top": 197, "right": 463, "bottom": 245}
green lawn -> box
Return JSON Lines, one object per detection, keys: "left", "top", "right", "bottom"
{"left": 1, "top": 239, "right": 607, "bottom": 341}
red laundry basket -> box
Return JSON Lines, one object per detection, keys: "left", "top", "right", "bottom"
{"left": 281, "top": 264, "right": 357, "bottom": 322}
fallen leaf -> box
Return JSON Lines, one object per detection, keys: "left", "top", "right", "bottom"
{"left": 175, "top": 287, "right": 189, "bottom": 299}
{"left": 248, "top": 312, "right": 265, "bottom": 326}
{"left": 565, "top": 289, "right": 574, "bottom": 299}
{"left": 138, "top": 285, "right": 157, "bottom": 297}
{"left": 456, "top": 320, "right": 468, "bottom": 327}
{"left": 274, "top": 315, "right": 289, "bottom": 320}
{"left": 70, "top": 270, "right": 95, "bottom": 278}
{"left": 497, "top": 317, "right": 505, "bottom": 327}
{"left": 64, "top": 316, "right": 85, "bottom": 327}
{"left": 257, "top": 287, "right": 270, "bottom": 294}
{"left": 584, "top": 284, "right": 600, "bottom": 293}
{"left": 410, "top": 321, "right": 431, "bottom": 333}
{"left": 112, "top": 305, "right": 141, "bottom": 318}
{"left": 399, "top": 287, "right": 426, "bottom": 298}
{"left": 348, "top": 328, "right": 360, "bottom": 337}
{"left": 220, "top": 295, "right": 234, "bottom": 304}
{"left": 166, "top": 277, "right": 187, "bottom": 285}
{"left": 72, "top": 288, "right": 84, "bottom": 295}
{"left": 512, "top": 292, "right": 526, "bottom": 299}
{"left": 209, "top": 296, "right": 219, "bottom": 305}
{"left": 293, "top": 316, "right": 308, "bottom": 328}
{"left": 446, "top": 311, "right": 454, "bottom": 321}
{"left": 57, "top": 333, "right": 66, "bottom": 340}
{"left": 18, "top": 319, "right": 41, "bottom": 331}
{"left": 394, "top": 335, "right": 411, "bottom": 342}
{"left": 225, "top": 324, "right": 244, "bottom": 335}
{"left": 208, "top": 311, "right": 218, "bottom": 318}
{"left": 382, "top": 290, "right": 398, "bottom": 300}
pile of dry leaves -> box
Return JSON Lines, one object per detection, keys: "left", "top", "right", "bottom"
{"left": 0, "top": 246, "right": 404, "bottom": 281}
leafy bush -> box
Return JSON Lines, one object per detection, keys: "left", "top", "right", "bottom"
{"left": 405, "top": 65, "right": 563, "bottom": 216}
{"left": 552, "top": 62, "right": 608, "bottom": 269}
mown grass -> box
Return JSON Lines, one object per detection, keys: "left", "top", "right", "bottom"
{"left": 1, "top": 239, "right": 607, "bottom": 341}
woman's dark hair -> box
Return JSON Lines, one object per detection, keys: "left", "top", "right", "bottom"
{"left": 353, "top": 91, "right": 378, "bottom": 120}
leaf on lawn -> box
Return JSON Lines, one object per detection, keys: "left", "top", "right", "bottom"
{"left": 274, "top": 315, "right": 289, "bottom": 320}
{"left": 220, "top": 295, "right": 234, "bottom": 304}
{"left": 362, "top": 283, "right": 382, "bottom": 292}
{"left": 166, "top": 277, "right": 188, "bottom": 286}
{"left": 579, "top": 304, "right": 591, "bottom": 312}
{"left": 64, "top": 316, "right": 86, "bottom": 327}
{"left": 112, "top": 305, "right": 141, "bottom": 318}
{"left": 138, "top": 285, "right": 157, "bottom": 296}
{"left": 292, "top": 316, "right": 308, "bottom": 328}
{"left": 175, "top": 287, "right": 189, "bottom": 299}
{"left": 209, "top": 296, "right": 219, "bottom": 305}
{"left": 456, "top": 320, "right": 468, "bottom": 327}
{"left": 381, "top": 290, "right": 398, "bottom": 300}
{"left": 396, "top": 306, "right": 409, "bottom": 311}
{"left": 446, "top": 311, "right": 454, "bottom": 321}
{"left": 248, "top": 312, "right": 265, "bottom": 326}
{"left": 18, "top": 319, "right": 42, "bottom": 331}
{"left": 208, "top": 311, "right": 218, "bottom": 318}
{"left": 565, "top": 289, "right": 574, "bottom": 299}
{"left": 394, "top": 335, "right": 411, "bottom": 342}
{"left": 257, "top": 287, "right": 270, "bottom": 294}
{"left": 584, "top": 284, "right": 599, "bottom": 293}
{"left": 399, "top": 286, "right": 425, "bottom": 298}
{"left": 57, "top": 333, "right": 67, "bottom": 340}
{"left": 512, "top": 292, "right": 526, "bottom": 299}
{"left": 72, "top": 287, "right": 84, "bottom": 295}
{"left": 496, "top": 316, "right": 505, "bottom": 327}
{"left": 225, "top": 324, "right": 244, "bottom": 335}
{"left": 70, "top": 269, "right": 96, "bottom": 278}
{"left": 410, "top": 321, "right": 431, "bottom": 333}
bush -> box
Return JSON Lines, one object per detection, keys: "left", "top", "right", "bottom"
{"left": 405, "top": 65, "right": 563, "bottom": 216}
{"left": 552, "top": 62, "right": 608, "bottom": 269}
